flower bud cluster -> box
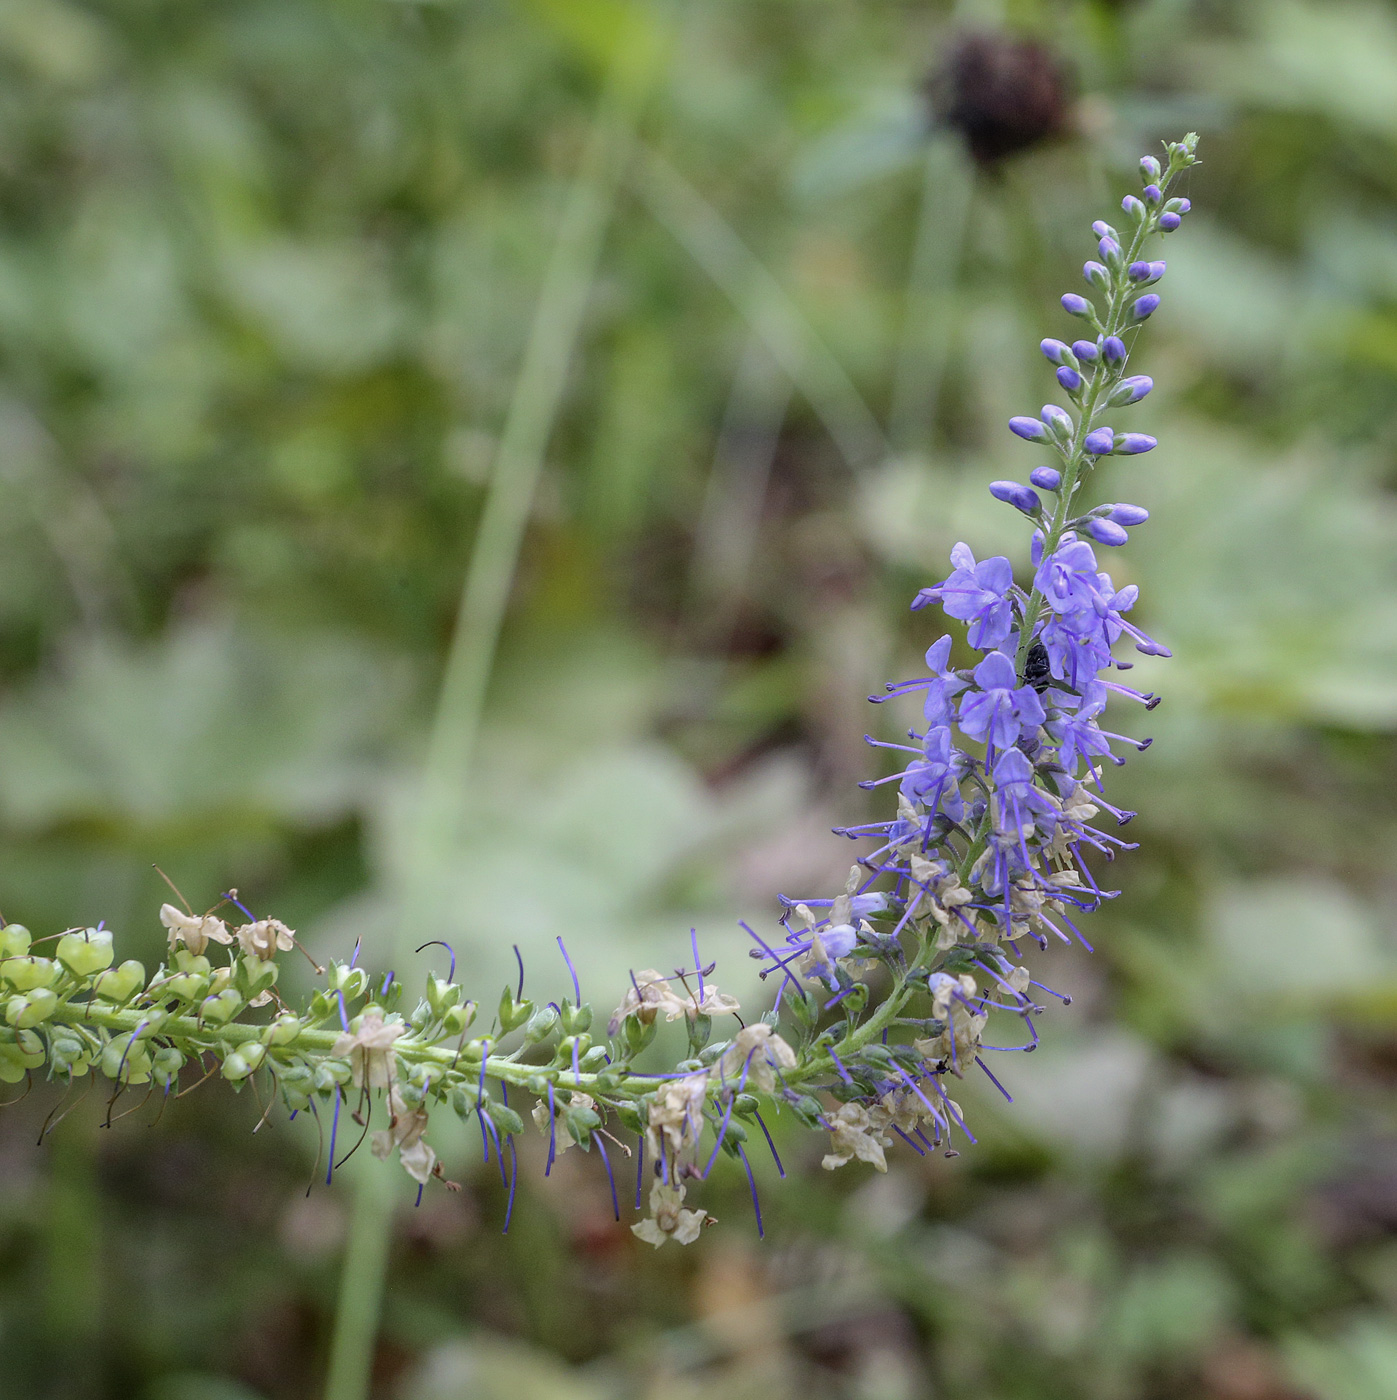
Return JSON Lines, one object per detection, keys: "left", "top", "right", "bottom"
{"left": 0, "top": 137, "right": 1199, "bottom": 1247}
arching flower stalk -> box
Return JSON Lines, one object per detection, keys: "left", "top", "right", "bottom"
{"left": 0, "top": 136, "right": 1198, "bottom": 1245}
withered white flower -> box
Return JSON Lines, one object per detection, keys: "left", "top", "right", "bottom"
{"left": 159, "top": 904, "right": 232, "bottom": 957}
{"left": 332, "top": 1007, "right": 404, "bottom": 1090}
{"left": 371, "top": 1085, "right": 436, "bottom": 1184}
{"left": 821, "top": 1102, "right": 890, "bottom": 1173}
{"left": 645, "top": 1071, "right": 709, "bottom": 1165}
{"left": 531, "top": 1090, "right": 595, "bottom": 1150}
{"left": 914, "top": 972, "right": 987, "bottom": 1077}
{"left": 236, "top": 918, "right": 295, "bottom": 962}
{"left": 718, "top": 1022, "right": 796, "bottom": 1093}
{"left": 608, "top": 969, "right": 686, "bottom": 1034}
{"left": 631, "top": 1181, "right": 710, "bottom": 1248}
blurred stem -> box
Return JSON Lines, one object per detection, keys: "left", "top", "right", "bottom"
{"left": 888, "top": 134, "right": 973, "bottom": 454}
{"left": 43, "top": 1097, "right": 101, "bottom": 1387}
{"left": 634, "top": 148, "right": 888, "bottom": 471}
{"left": 321, "top": 35, "right": 662, "bottom": 1400}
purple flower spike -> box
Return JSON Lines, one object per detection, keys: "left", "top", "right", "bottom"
{"left": 990, "top": 480, "right": 1041, "bottom": 514}
{"left": 1130, "top": 294, "right": 1161, "bottom": 322}
{"left": 1062, "top": 293, "right": 1094, "bottom": 318}
{"left": 1113, "top": 433, "right": 1157, "bottom": 455}
{"left": 1108, "top": 503, "right": 1150, "bottom": 525}
{"left": 1121, "top": 195, "right": 1146, "bottom": 222}
{"left": 1108, "top": 375, "right": 1153, "bottom": 406}
{"left": 1142, "top": 183, "right": 1162, "bottom": 204}
{"left": 1010, "top": 415, "right": 1051, "bottom": 443}
{"left": 1086, "top": 518, "right": 1129, "bottom": 546}
{"left": 1029, "top": 466, "right": 1061, "bottom": 491}
{"left": 1102, "top": 336, "right": 1127, "bottom": 364}
{"left": 1158, "top": 212, "right": 1181, "bottom": 232}
{"left": 1084, "top": 427, "right": 1115, "bottom": 456}
{"left": 1083, "top": 261, "right": 1110, "bottom": 289}
{"left": 1041, "top": 338, "right": 1074, "bottom": 365}
{"left": 1071, "top": 339, "right": 1099, "bottom": 362}
{"left": 1057, "top": 366, "right": 1082, "bottom": 392}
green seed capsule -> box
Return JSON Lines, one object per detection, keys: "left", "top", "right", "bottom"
{"left": 56, "top": 929, "right": 114, "bottom": 978}
{"left": 3, "top": 957, "right": 56, "bottom": 992}
{"left": 6, "top": 987, "right": 58, "bottom": 1028}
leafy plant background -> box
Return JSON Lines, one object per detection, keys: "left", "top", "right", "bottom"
{"left": 1, "top": 1, "right": 1396, "bottom": 1398}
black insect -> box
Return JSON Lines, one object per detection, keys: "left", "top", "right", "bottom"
{"left": 1024, "top": 639, "right": 1053, "bottom": 693}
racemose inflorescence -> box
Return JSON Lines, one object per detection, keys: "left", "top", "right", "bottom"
{"left": 0, "top": 135, "right": 1198, "bottom": 1246}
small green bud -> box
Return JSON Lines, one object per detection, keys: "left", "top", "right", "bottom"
{"left": 789, "top": 989, "right": 821, "bottom": 1030}
{"left": 0, "top": 923, "right": 31, "bottom": 959}
{"left": 698, "top": 1039, "right": 730, "bottom": 1066}
{"left": 623, "top": 1013, "right": 657, "bottom": 1056}
{"left": 556, "top": 1034, "right": 590, "bottom": 1068}
{"left": 559, "top": 1000, "right": 592, "bottom": 1036}
{"left": 397, "top": 1080, "right": 426, "bottom": 1109}
{"left": 837, "top": 983, "right": 870, "bottom": 1016}
{"left": 222, "top": 1052, "right": 252, "bottom": 1081}
{"left": 56, "top": 928, "right": 114, "bottom": 978}
{"left": 562, "top": 1103, "right": 600, "bottom": 1148}
{"left": 450, "top": 1087, "right": 473, "bottom": 1120}
{"left": 614, "top": 1101, "right": 645, "bottom": 1134}
{"left": 441, "top": 1001, "right": 476, "bottom": 1037}
{"left": 580, "top": 1045, "right": 609, "bottom": 1071}
{"left": 327, "top": 964, "right": 368, "bottom": 1000}
{"left": 523, "top": 1004, "right": 559, "bottom": 1044}
{"left": 236, "top": 955, "right": 278, "bottom": 998}
{"left": 315, "top": 1059, "right": 351, "bottom": 1091}
{"left": 163, "top": 972, "right": 208, "bottom": 1002}
{"left": 172, "top": 950, "right": 212, "bottom": 976}
{"left": 459, "top": 1038, "right": 487, "bottom": 1063}
{"left": 498, "top": 985, "right": 534, "bottom": 1034}
{"left": 200, "top": 988, "right": 243, "bottom": 1024}
{"left": 3, "top": 956, "right": 56, "bottom": 992}
{"left": 263, "top": 1013, "right": 302, "bottom": 1046}
{"left": 94, "top": 960, "right": 146, "bottom": 1004}
{"left": 789, "top": 1094, "right": 827, "bottom": 1129}
{"left": 426, "top": 975, "right": 460, "bottom": 1015}
{"left": 151, "top": 1046, "right": 184, "bottom": 1085}
{"left": 733, "top": 1093, "right": 759, "bottom": 1115}
{"left": 100, "top": 1037, "right": 151, "bottom": 1084}
{"left": 687, "top": 1012, "right": 712, "bottom": 1056}
{"left": 485, "top": 1102, "right": 525, "bottom": 1136}
{"left": 6, "top": 987, "right": 57, "bottom": 1027}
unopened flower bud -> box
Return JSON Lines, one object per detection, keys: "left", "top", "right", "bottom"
{"left": 1009, "top": 415, "right": 1051, "bottom": 443}
{"left": 0, "top": 924, "right": 30, "bottom": 959}
{"left": 1029, "top": 466, "right": 1061, "bottom": 491}
{"left": 1114, "top": 433, "right": 1157, "bottom": 455}
{"left": 1102, "top": 336, "right": 1127, "bottom": 364}
{"left": 1072, "top": 339, "right": 1099, "bottom": 362}
{"left": 1086, "top": 518, "right": 1129, "bottom": 546}
{"left": 1129, "top": 294, "right": 1161, "bottom": 321}
{"left": 989, "top": 480, "right": 1041, "bottom": 514}
{"left": 1158, "top": 212, "right": 1181, "bottom": 232}
{"left": 1143, "top": 183, "right": 1162, "bottom": 205}
{"left": 1121, "top": 194, "right": 1146, "bottom": 223}
{"left": 1041, "top": 404, "right": 1073, "bottom": 441}
{"left": 1140, "top": 156, "right": 1161, "bottom": 182}
{"left": 1084, "top": 427, "right": 1114, "bottom": 456}
{"left": 1163, "top": 197, "right": 1191, "bottom": 215}
{"left": 1107, "top": 375, "right": 1153, "bottom": 406}
{"left": 1092, "top": 220, "right": 1118, "bottom": 241}
{"left": 560, "top": 1001, "right": 592, "bottom": 1036}
{"left": 1056, "top": 366, "right": 1082, "bottom": 392}
{"left": 1108, "top": 503, "right": 1150, "bottom": 525}
{"left": 1082, "top": 260, "right": 1110, "bottom": 289}
{"left": 1061, "top": 293, "right": 1094, "bottom": 318}
{"left": 1098, "top": 238, "right": 1124, "bottom": 269}
{"left": 1040, "top": 338, "right": 1076, "bottom": 366}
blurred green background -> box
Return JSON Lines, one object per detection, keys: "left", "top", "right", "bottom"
{"left": 2, "top": 0, "right": 1397, "bottom": 1396}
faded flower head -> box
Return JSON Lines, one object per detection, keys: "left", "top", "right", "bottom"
{"left": 160, "top": 904, "right": 232, "bottom": 957}
{"left": 631, "top": 1181, "right": 710, "bottom": 1248}
{"left": 332, "top": 1006, "right": 403, "bottom": 1090}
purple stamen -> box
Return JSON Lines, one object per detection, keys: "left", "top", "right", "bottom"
{"left": 690, "top": 928, "right": 705, "bottom": 1000}
{"left": 737, "top": 1144, "right": 764, "bottom": 1239}
{"left": 336, "top": 990, "right": 350, "bottom": 1032}
{"left": 828, "top": 1049, "right": 853, "bottom": 1084}
{"left": 414, "top": 940, "right": 457, "bottom": 982}
{"left": 327, "top": 1090, "right": 341, "bottom": 1185}
{"left": 415, "top": 1183, "right": 424, "bottom": 1208}
{"left": 556, "top": 936, "right": 580, "bottom": 1004}
{"left": 503, "top": 1137, "right": 518, "bottom": 1233}
{"left": 595, "top": 1135, "right": 620, "bottom": 1221}
{"left": 976, "top": 1056, "right": 1014, "bottom": 1102}
{"left": 546, "top": 1082, "right": 557, "bottom": 1176}
{"left": 740, "top": 921, "right": 803, "bottom": 997}
{"left": 348, "top": 938, "right": 361, "bottom": 970}
{"left": 222, "top": 891, "right": 256, "bottom": 922}
{"left": 892, "top": 1124, "right": 926, "bottom": 1156}
{"left": 752, "top": 1109, "right": 785, "bottom": 1178}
